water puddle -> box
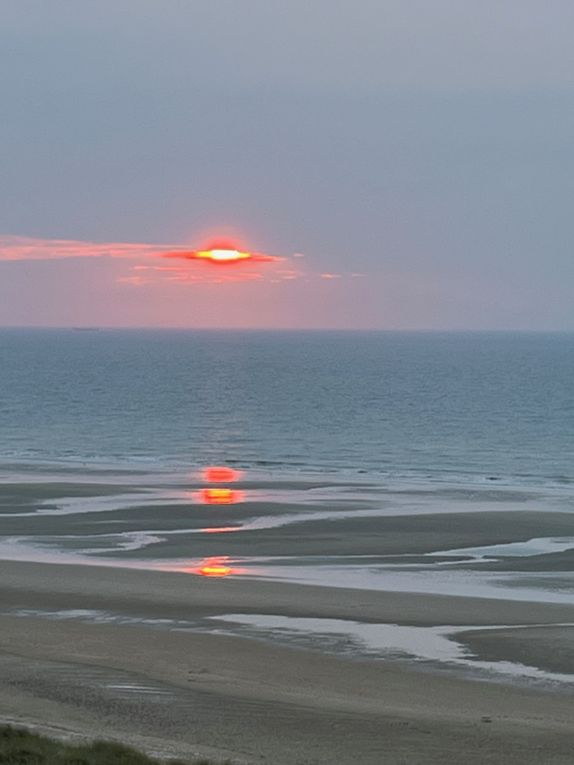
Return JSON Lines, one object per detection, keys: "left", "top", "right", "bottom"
{"left": 435, "top": 536, "right": 574, "bottom": 561}
{"left": 7, "top": 605, "right": 574, "bottom": 687}
{"left": 210, "top": 613, "right": 574, "bottom": 685}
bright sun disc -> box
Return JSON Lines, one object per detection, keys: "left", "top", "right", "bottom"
{"left": 196, "top": 249, "right": 252, "bottom": 263}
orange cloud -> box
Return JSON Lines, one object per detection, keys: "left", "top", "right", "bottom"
{"left": 0, "top": 234, "right": 362, "bottom": 288}
{"left": 117, "top": 263, "right": 270, "bottom": 286}
{"left": 162, "top": 248, "right": 281, "bottom": 264}
{"left": 0, "top": 235, "right": 162, "bottom": 262}
{"left": 0, "top": 236, "right": 284, "bottom": 265}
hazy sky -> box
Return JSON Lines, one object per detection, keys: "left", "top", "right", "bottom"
{"left": 1, "top": 0, "right": 573, "bottom": 329}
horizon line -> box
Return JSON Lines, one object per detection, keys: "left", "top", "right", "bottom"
{"left": 1, "top": 326, "right": 573, "bottom": 334}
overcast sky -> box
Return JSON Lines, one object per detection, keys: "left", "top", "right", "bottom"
{"left": 1, "top": 0, "right": 573, "bottom": 329}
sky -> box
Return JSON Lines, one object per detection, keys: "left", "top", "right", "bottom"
{"left": 1, "top": 0, "right": 573, "bottom": 330}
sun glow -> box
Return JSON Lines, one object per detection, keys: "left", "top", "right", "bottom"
{"left": 161, "top": 243, "right": 281, "bottom": 265}
{"left": 196, "top": 249, "right": 252, "bottom": 263}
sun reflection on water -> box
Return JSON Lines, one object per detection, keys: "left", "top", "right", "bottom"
{"left": 199, "top": 487, "right": 244, "bottom": 505}
{"left": 189, "top": 556, "right": 243, "bottom": 577}
{"left": 202, "top": 466, "right": 242, "bottom": 483}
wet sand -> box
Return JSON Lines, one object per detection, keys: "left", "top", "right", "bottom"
{"left": 2, "top": 476, "right": 574, "bottom": 761}
{"left": 459, "top": 625, "right": 574, "bottom": 676}
{"left": 113, "top": 509, "right": 574, "bottom": 559}
{"left": 1, "top": 560, "right": 574, "bottom": 764}
{"left": 3, "top": 559, "right": 574, "bottom": 626}
{"left": 3, "top": 479, "right": 574, "bottom": 563}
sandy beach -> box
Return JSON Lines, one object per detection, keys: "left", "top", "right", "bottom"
{"left": 2, "top": 477, "right": 574, "bottom": 762}
{"left": 1, "top": 559, "right": 573, "bottom": 764}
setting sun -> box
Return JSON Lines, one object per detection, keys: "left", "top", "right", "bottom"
{"left": 161, "top": 244, "right": 281, "bottom": 265}
{"left": 196, "top": 249, "right": 252, "bottom": 263}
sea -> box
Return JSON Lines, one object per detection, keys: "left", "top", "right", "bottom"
{"left": 1, "top": 328, "right": 573, "bottom": 483}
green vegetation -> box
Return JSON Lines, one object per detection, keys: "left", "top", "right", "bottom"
{"left": 0, "top": 726, "right": 218, "bottom": 765}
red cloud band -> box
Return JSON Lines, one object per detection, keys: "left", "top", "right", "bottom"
{"left": 162, "top": 248, "right": 281, "bottom": 264}
{"left": 0, "top": 234, "right": 357, "bottom": 288}
{"left": 0, "top": 236, "right": 281, "bottom": 264}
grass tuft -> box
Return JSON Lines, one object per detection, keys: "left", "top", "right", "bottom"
{"left": 0, "top": 726, "right": 221, "bottom": 765}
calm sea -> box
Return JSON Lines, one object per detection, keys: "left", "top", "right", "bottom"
{"left": 0, "top": 329, "right": 573, "bottom": 486}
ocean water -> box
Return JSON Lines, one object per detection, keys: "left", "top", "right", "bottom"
{"left": 1, "top": 329, "right": 573, "bottom": 485}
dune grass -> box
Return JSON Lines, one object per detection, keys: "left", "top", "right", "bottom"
{"left": 0, "top": 726, "right": 220, "bottom": 765}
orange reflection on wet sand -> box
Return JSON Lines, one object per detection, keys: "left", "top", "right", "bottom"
{"left": 199, "top": 488, "right": 244, "bottom": 505}
{"left": 194, "top": 556, "right": 242, "bottom": 577}
{"left": 201, "top": 525, "right": 241, "bottom": 534}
